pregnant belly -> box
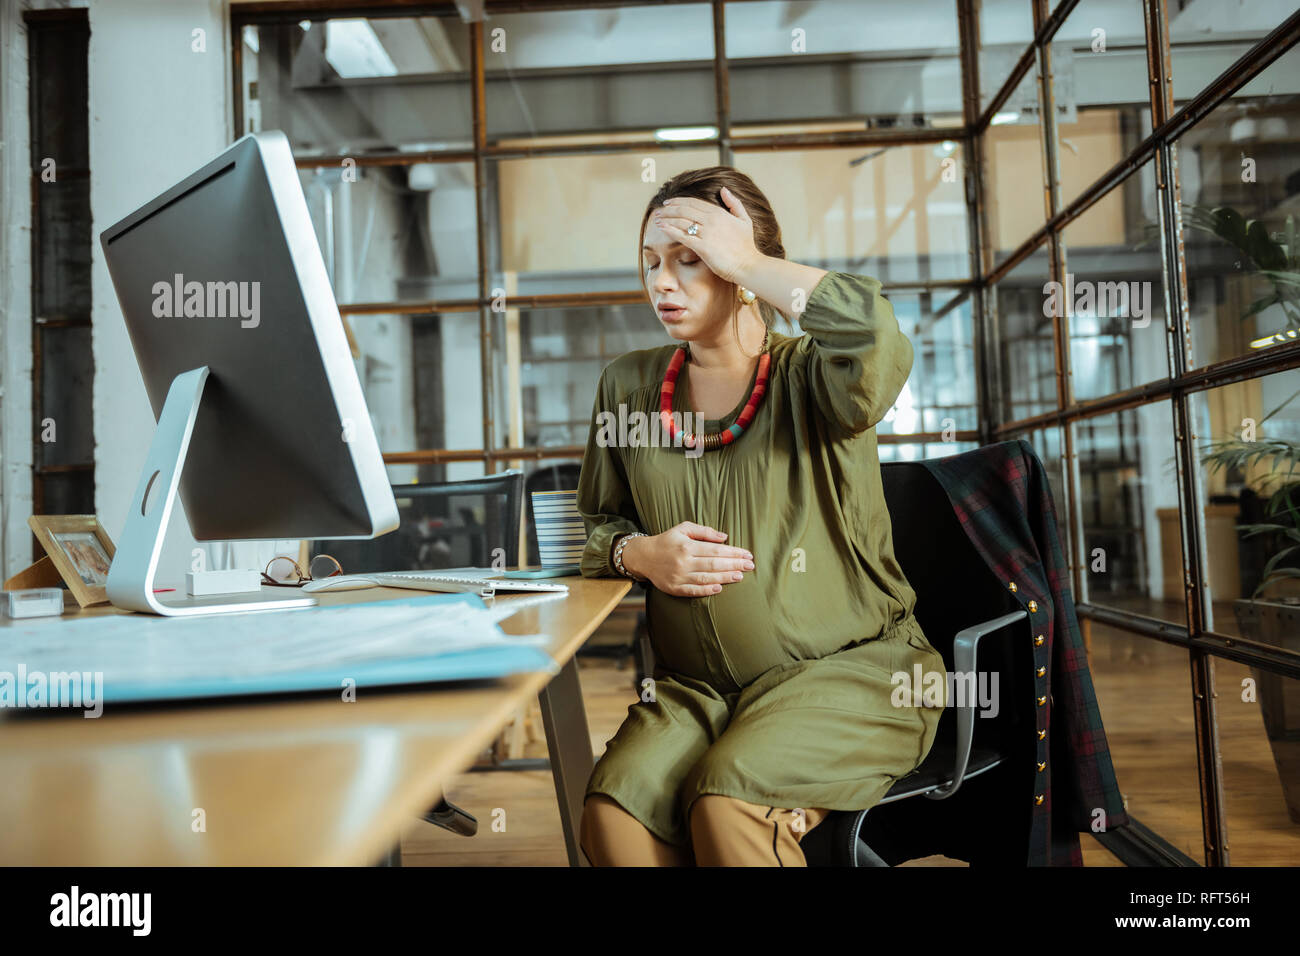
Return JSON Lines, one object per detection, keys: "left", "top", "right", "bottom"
{"left": 646, "top": 577, "right": 789, "bottom": 688}
{"left": 707, "top": 578, "right": 791, "bottom": 685}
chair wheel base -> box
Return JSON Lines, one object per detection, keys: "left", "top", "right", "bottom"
{"left": 423, "top": 797, "right": 478, "bottom": 837}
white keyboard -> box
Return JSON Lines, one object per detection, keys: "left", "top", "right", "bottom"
{"left": 369, "top": 569, "right": 570, "bottom": 594}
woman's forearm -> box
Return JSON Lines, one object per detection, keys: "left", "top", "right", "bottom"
{"left": 733, "top": 254, "right": 829, "bottom": 320}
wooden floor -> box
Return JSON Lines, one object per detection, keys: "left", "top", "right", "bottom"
{"left": 1085, "top": 605, "right": 1300, "bottom": 866}
{"left": 397, "top": 602, "right": 1298, "bottom": 866}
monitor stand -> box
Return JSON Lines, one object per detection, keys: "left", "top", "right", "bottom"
{"left": 106, "top": 366, "right": 318, "bottom": 616}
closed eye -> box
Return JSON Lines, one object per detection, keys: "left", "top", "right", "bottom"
{"left": 645, "top": 256, "right": 700, "bottom": 270}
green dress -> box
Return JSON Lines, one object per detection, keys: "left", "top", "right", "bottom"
{"left": 576, "top": 270, "right": 948, "bottom": 848}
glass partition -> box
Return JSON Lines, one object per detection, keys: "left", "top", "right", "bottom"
{"left": 1177, "top": 45, "right": 1300, "bottom": 368}
{"left": 1061, "top": 161, "right": 1168, "bottom": 402}
{"left": 994, "top": 243, "right": 1056, "bottom": 423}
{"left": 239, "top": 17, "right": 474, "bottom": 153}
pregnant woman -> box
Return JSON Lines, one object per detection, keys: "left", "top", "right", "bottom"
{"left": 575, "top": 166, "right": 947, "bottom": 867}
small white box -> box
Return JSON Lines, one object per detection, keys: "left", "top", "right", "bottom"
{"left": 4, "top": 588, "right": 65, "bottom": 619}
{"left": 186, "top": 569, "right": 263, "bottom": 596}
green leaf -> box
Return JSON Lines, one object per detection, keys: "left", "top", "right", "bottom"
{"left": 1237, "top": 522, "right": 1289, "bottom": 538}
{"left": 1212, "top": 206, "right": 1249, "bottom": 248}
{"left": 1253, "top": 568, "right": 1300, "bottom": 599}
{"left": 1257, "top": 270, "right": 1300, "bottom": 289}
{"left": 1242, "top": 292, "right": 1283, "bottom": 318}
{"left": 1261, "top": 545, "right": 1300, "bottom": 579}
{"left": 1247, "top": 219, "right": 1288, "bottom": 271}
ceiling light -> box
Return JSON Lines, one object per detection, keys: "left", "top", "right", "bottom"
{"left": 654, "top": 126, "right": 718, "bottom": 142}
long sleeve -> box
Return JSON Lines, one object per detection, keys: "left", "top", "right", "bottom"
{"left": 576, "top": 366, "right": 645, "bottom": 578}
{"left": 795, "top": 271, "right": 914, "bottom": 434}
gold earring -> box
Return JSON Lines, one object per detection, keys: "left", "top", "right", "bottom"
{"left": 737, "top": 285, "right": 756, "bottom": 304}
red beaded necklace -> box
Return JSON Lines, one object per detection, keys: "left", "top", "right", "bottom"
{"left": 659, "top": 331, "right": 771, "bottom": 452}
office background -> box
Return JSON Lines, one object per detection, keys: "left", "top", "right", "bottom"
{"left": 0, "top": 0, "right": 1297, "bottom": 865}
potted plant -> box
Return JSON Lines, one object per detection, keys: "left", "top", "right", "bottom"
{"left": 1203, "top": 393, "right": 1300, "bottom": 833}
{"left": 1202, "top": 413, "right": 1299, "bottom": 824}
{"left": 1188, "top": 201, "right": 1300, "bottom": 823}
{"left": 1180, "top": 203, "right": 1300, "bottom": 337}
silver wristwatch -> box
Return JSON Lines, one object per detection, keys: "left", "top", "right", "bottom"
{"left": 612, "top": 532, "right": 648, "bottom": 581}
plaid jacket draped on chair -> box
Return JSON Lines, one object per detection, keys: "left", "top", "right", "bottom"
{"left": 919, "top": 438, "right": 1129, "bottom": 865}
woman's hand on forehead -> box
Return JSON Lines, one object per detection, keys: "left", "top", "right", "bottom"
{"left": 653, "top": 188, "right": 763, "bottom": 286}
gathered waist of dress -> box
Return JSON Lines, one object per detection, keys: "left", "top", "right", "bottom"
{"left": 644, "top": 582, "right": 930, "bottom": 692}
{"left": 882, "top": 613, "right": 928, "bottom": 644}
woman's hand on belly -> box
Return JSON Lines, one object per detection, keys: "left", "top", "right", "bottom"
{"left": 621, "top": 521, "right": 755, "bottom": 597}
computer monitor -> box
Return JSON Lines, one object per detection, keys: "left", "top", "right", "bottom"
{"left": 100, "top": 130, "right": 398, "bottom": 615}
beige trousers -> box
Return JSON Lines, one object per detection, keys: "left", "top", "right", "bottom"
{"left": 580, "top": 793, "right": 831, "bottom": 867}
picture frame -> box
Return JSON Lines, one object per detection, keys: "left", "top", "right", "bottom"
{"left": 27, "top": 515, "right": 117, "bottom": 607}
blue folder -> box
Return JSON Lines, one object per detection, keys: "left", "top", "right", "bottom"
{"left": 3, "top": 591, "right": 558, "bottom": 707}
{"left": 101, "top": 645, "right": 558, "bottom": 704}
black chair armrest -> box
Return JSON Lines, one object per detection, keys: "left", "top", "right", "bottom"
{"left": 925, "top": 609, "right": 1028, "bottom": 801}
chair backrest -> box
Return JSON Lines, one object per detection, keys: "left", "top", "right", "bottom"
{"left": 880, "top": 457, "right": 1028, "bottom": 740}
{"left": 523, "top": 462, "right": 584, "bottom": 567}
{"left": 311, "top": 470, "right": 524, "bottom": 574}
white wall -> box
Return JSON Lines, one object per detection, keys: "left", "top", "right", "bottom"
{"left": 87, "top": 0, "right": 230, "bottom": 586}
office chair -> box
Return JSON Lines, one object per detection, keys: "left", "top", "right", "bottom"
{"left": 311, "top": 469, "right": 525, "bottom": 852}
{"left": 314, "top": 471, "right": 524, "bottom": 577}
{"left": 798, "top": 454, "right": 1032, "bottom": 867}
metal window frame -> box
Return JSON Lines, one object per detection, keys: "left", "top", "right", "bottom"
{"left": 983, "top": 0, "right": 1300, "bottom": 867}
{"left": 228, "top": 0, "right": 1300, "bottom": 865}
{"left": 230, "top": 0, "right": 987, "bottom": 468}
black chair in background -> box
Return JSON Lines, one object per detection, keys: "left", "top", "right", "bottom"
{"left": 799, "top": 455, "right": 1032, "bottom": 867}
{"left": 310, "top": 470, "right": 527, "bottom": 862}
{"left": 313, "top": 470, "right": 524, "bottom": 577}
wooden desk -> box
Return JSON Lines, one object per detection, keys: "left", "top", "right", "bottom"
{"left": 0, "top": 578, "right": 630, "bottom": 866}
